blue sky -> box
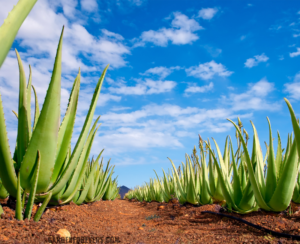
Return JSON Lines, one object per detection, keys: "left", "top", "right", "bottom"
{"left": 1, "top": 0, "right": 300, "bottom": 189}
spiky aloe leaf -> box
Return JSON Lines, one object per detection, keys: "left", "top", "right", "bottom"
{"left": 265, "top": 117, "right": 277, "bottom": 203}
{"left": 34, "top": 191, "right": 52, "bottom": 222}
{"left": 0, "top": 92, "right": 18, "bottom": 196}
{"left": 199, "top": 147, "right": 213, "bottom": 205}
{"left": 0, "top": 0, "right": 38, "bottom": 67}
{"left": 0, "top": 181, "right": 9, "bottom": 199}
{"left": 228, "top": 119, "right": 271, "bottom": 211}
{"left": 275, "top": 131, "right": 282, "bottom": 182}
{"left": 32, "top": 85, "right": 39, "bottom": 130}
{"left": 50, "top": 64, "right": 109, "bottom": 196}
{"left": 16, "top": 50, "right": 29, "bottom": 169}
{"left": 51, "top": 70, "right": 80, "bottom": 184}
{"left": 59, "top": 119, "right": 100, "bottom": 201}
{"left": 27, "top": 65, "right": 32, "bottom": 139}
{"left": 24, "top": 150, "right": 40, "bottom": 220}
{"left": 20, "top": 27, "right": 64, "bottom": 193}
{"left": 268, "top": 139, "right": 298, "bottom": 211}
{"left": 60, "top": 160, "right": 87, "bottom": 205}
{"left": 229, "top": 138, "right": 243, "bottom": 206}
{"left": 75, "top": 161, "right": 98, "bottom": 204}
{"left": 95, "top": 164, "right": 114, "bottom": 201}
{"left": 15, "top": 172, "right": 23, "bottom": 220}
{"left": 85, "top": 150, "right": 104, "bottom": 202}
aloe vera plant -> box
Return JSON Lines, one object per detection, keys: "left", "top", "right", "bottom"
{"left": 227, "top": 116, "right": 298, "bottom": 212}
{"left": 0, "top": 9, "right": 117, "bottom": 223}
{"left": 0, "top": 24, "right": 110, "bottom": 201}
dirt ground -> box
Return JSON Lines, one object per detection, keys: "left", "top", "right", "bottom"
{"left": 1, "top": 199, "right": 300, "bottom": 243}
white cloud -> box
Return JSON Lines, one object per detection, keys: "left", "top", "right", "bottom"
{"left": 198, "top": 8, "right": 218, "bottom": 20}
{"left": 284, "top": 72, "right": 300, "bottom": 100}
{"left": 202, "top": 45, "right": 222, "bottom": 57}
{"left": 244, "top": 53, "right": 269, "bottom": 68}
{"left": 108, "top": 79, "right": 176, "bottom": 95}
{"left": 80, "top": 0, "right": 98, "bottom": 12}
{"left": 186, "top": 60, "right": 233, "bottom": 80}
{"left": 134, "top": 12, "right": 203, "bottom": 47}
{"left": 224, "top": 78, "right": 280, "bottom": 111}
{"left": 290, "top": 48, "right": 300, "bottom": 57}
{"left": 184, "top": 82, "right": 214, "bottom": 94}
{"left": 140, "top": 66, "right": 181, "bottom": 79}
{"left": 293, "top": 34, "right": 300, "bottom": 38}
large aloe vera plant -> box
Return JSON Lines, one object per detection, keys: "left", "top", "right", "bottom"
{"left": 0, "top": 0, "right": 118, "bottom": 222}
{"left": 227, "top": 116, "right": 298, "bottom": 212}
{"left": 0, "top": 25, "right": 109, "bottom": 200}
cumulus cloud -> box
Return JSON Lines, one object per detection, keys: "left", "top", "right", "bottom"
{"left": 80, "top": 0, "right": 98, "bottom": 12}
{"left": 108, "top": 79, "right": 176, "bottom": 95}
{"left": 140, "top": 66, "right": 181, "bottom": 79}
{"left": 198, "top": 8, "right": 218, "bottom": 20}
{"left": 290, "top": 47, "right": 300, "bottom": 57}
{"left": 134, "top": 12, "right": 203, "bottom": 47}
{"left": 224, "top": 78, "right": 280, "bottom": 111}
{"left": 185, "top": 60, "right": 233, "bottom": 80}
{"left": 184, "top": 82, "right": 214, "bottom": 94}
{"left": 244, "top": 53, "right": 269, "bottom": 68}
{"left": 284, "top": 72, "right": 300, "bottom": 100}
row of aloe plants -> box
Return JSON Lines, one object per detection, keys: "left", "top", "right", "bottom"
{"left": 0, "top": 0, "right": 119, "bottom": 221}
{"left": 126, "top": 103, "right": 300, "bottom": 214}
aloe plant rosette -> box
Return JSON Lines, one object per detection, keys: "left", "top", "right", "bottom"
{"left": 0, "top": 23, "right": 111, "bottom": 217}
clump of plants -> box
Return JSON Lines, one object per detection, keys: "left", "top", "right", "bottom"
{"left": 127, "top": 102, "right": 300, "bottom": 215}
{"left": 0, "top": 0, "right": 118, "bottom": 221}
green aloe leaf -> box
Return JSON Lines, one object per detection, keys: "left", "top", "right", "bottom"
{"left": 59, "top": 119, "right": 100, "bottom": 200}
{"left": 268, "top": 139, "right": 298, "bottom": 211}
{"left": 15, "top": 172, "right": 23, "bottom": 221}
{"left": 0, "top": 0, "right": 38, "bottom": 67}
{"left": 0, "top": 92, "right": 18, "bottom": 197}
{"left": 228, "top": 119, "right": 270, "bottom": 211}
{"left": 24, "top": 150, "right": 41, "bottom": 220}
{"left": 50, "top": 65, "right": 109, "bottom": 196}
{"left": 265, "top": 117, "right": 277, "bottom": 203}
{"left": 27, "top": 65, "right": 32, "bottom": 139}
{"left": 15, "top": 50, "right": 29, "bottom": 170}
{"left": 20, "top": 27, "right": 64, "bottom": 193}
{"left": 34, "top": 191, "right": 52, "bottom": 222}
{"left": 32, "top": 85, "right": 40, "bottom": 130}
{"left": 51, "top": 69, "right": 80, "bottom": 185}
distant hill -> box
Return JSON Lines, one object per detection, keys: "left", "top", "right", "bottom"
{"left": 118, "top": 186, "right": 131, "bottom": 199}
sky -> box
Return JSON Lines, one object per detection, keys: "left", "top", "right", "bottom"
{"left": 0, "top": 0, "right": 300, "bottom": 189}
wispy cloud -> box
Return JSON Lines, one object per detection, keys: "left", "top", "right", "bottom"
{"left": 184, "top": 82, "right": 214, "bottom": 94}
{"left": 108, "top": 79, "right": 176, "bottom": 95}
{"left": 290, "top": 47, "right": 300, "bottom": 57}
{"left": 223, "top": 78, "right": 280, "bottom": 111}
{"left": 140, "top": 66, "right": 181, "bottom": 79}
{"left": 80, "top": 0, "right": 98, "bottom": 12}
{"left": 197, "top": 7, "right": 218, "bottom": 20}
{"left": 133, "top": 12, "right": 203, "bottom": 47}
{"left": 186, "top": 61, "right": 233, "bottom": 80}
{"left": 284, "top": 72, "right": 300, "bottom": 100}
{"left": 244, "top": 53, "right": 269, "bottom": 68}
